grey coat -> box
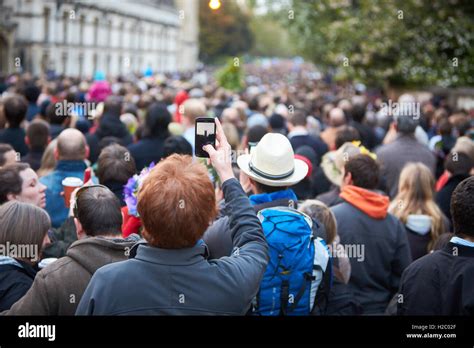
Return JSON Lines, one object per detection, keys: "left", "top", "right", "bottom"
{"left": 76, "top": 178, "right": 269, "bottom": 315}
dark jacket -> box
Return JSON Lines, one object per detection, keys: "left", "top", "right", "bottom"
{"left": 436, "top": 174, "right": 471, "bottom": 223}
{"left": 76, "top": 178, "right": 269, "bottom": 315}
{"left": 0, "top": 128, "right": 29, "bottom": 157}
{"left": 398, "top": 242, "right": 474, "bottom": 315}
{"left": 289, "top": 133, "right": 328, "bottom": 166}
{"left": 2, "top": 234, "right": 140, "bottom": 316}
{"left": 405, "top": 227, "right": 432, "bottom": 261}
{"left": 21, "top": 149, "right": 44, "bottom": 171}
{"left": 0, "top": 258, "right": 38, "bottom": 311}
{"left": 316, "top": 186, "right": 343, "bottom": 207}
{"left": 331, "top": 186, "right": 412, "bottom": 314}
{"left": 376, "top": 134, "right": 436, "bottom": 198}
{"left": 86, "top": 113, "right": 133, "bottom": 163}
{"left": 127, "top": 136, "right": 166, "bottom": 172}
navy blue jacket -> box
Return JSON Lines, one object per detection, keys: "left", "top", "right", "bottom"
{"left": 0, "top": 258, "right": 37, "bottom": 311}
{"left": 127, "top": 136, "right": 166, "bottom": 172}
{"left": 76, "top": 178, "right": 268, "bottom": 315}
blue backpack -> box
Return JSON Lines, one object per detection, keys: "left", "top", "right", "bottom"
{"left": 253, "top": 207, "right": 331, "bottom": 316}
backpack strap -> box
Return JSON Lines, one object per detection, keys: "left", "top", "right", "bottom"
{"left": 289, "top": 272, "right": 316, "bottom": 312}
{"left": 279, "top": 279, "right": 290, "bottom": 316}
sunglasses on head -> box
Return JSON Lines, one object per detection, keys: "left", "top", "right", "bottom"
{"left": 72, "top": 184, "right": 109, "bottom": 218}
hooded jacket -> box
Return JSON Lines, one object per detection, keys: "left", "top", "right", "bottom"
{"left": 2, "top": 234, "right": 140, "bottom": 316}
{"left": 331, "top": 185, "right": 412, "bottom": 314}
{"left": 0, "top": 258, "right": 38, "bottom": 311}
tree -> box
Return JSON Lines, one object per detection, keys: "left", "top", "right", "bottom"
{"left": 285, "top": 0, "right": 474, "bottom": 87}
{"left": 199, "top": 0, "right": 254, "bottom": 63}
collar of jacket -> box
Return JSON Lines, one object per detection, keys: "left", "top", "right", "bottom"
{"left": 55, "top": 160, "right": 87, "bottom": 172}
{"left": 129, "top": 240, "right": 210, "bottom": 266}
{"left": 444, "top": 242, "right": 474, "bottom": 258}
{"left": 0, "top": 256, "right": 38, "bottom": 277}
{"left": 250, "top": 189, "right": 298, "bottom": 206}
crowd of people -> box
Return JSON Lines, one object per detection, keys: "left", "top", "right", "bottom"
{"left": 0, "top": 61, "right": 473, "bottom": 315}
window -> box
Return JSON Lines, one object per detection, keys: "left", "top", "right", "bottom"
{"left": 79, "top": 15, "right": 85, "bottom": 45}
{"left": 93, "top": 18, "right": 99, "bottom": 46}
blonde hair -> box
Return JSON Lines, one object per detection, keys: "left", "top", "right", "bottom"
{"left": 37, "top": 138, "right": 57, "bottom": 177}
{"left": 298, "top": 199, "right": 337, "bottom": 245}
{"left": 389, "top": 162, "right": 446, "bottom": 251}
{"left": 181, "top": 99, "right": 206, "bottom": 123}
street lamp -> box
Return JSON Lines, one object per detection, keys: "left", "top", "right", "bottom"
{"left": 209, "top": 0, "right": 221, "bottom": 10}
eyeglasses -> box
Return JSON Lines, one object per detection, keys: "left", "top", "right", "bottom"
{"left": 72, "top": 184, "right": 109, "bottom": 218}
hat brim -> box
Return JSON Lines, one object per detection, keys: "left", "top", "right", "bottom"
{"left": 237, "top": 155, "right": 309, "bottom": 187}
{"left": 321, "top": 151, "right": 343, "bottom": 187}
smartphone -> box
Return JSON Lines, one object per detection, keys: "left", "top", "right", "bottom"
{"left": 195, "top": 117, "right": 216, "bottom": 158}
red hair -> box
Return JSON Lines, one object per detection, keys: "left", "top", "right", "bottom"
{"left": 137, "top": 155, "right": 217, "bottom": 249}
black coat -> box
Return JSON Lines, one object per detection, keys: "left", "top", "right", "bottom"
{"left": 436, "top": 174, "right": 471, "bottom": 223}
{"left": 0, "top": 259, "right": 38, "bottom": 311}
{"left": 398, "top": 242, "right": 474, "bottom": 315}
{"left": 127, "top": 136, "right": 166, "bottom": 172}
{"left": 0, "top": 128, "right": 29, "bottom": 157}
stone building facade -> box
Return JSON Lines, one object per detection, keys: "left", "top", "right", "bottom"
{"left": 0, "top": 0, "right": 199, "bottom": 77}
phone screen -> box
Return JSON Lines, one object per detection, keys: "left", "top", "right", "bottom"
{"left": 195, "top": 117, "right": 216, "bottom": 158}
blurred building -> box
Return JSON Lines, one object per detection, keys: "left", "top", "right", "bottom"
{"left": 0, "top": 0, "right": 199, "bottom": 77}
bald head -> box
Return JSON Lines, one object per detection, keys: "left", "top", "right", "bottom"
{"left": 57, "top": 129, "right": 88, "bottom": 161}
{"left": 328, "top": 108, "right": 346, "bottom": 127}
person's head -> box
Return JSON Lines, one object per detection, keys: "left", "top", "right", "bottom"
{"left": 246, "top": 125, "right": 268, "bottom": 148}
{"left": 222, "top": 122, "right": 240, "bottom": 151}
{"left": 342, "top": 154, "right": 379, "bottom": 190}
{"left": 237, "top": 133, "right": 308, "bottom": 194}
{"left": 55, "top": 128, "right": 89, "bottom": 161}
{"left": 0, "top": 144, "right": 17, "bottom": 167}
{"left": 351, "top": 103, "right": 367, "bottom": 123}
{"left": 102, "top": 96, "right": 122, "bottom": 118}
{"left": 438, "top": 118, "right": 452, "bottom": 136}
{"left": 0, "top": 163, "right": 46, "bottom": 208}
{"left": 181, "top": 99, "right": 206, "bottom": 128}
{"left": 335, "top": 126, "right": 361, "bottom": 149}
{"left": 445, "top": 152, "right": 473, "bottom": 176}
{"left": 0, "top": 201, "right": 50, "bottom": 263}
{"left": 299, "top": 200, "right": 337, "bottom": 245}
{"left": 221, "top": 107, "right": 241, "bottom": 128}
{"left": 287, "top": 109, "right": 307, "bottom": 131}
{"left": 21, "top": 84, "right": 41, "bottom": 104}
{"left": 137, "top": 154, "right": 217, "bottom": 249}
{"left": 3, "top": 94, "right": 28, "bottom": 128}
{"left": 143, "top": 103, "right": 171, "bottom": 139}
{"left": 390, "top": 162, "right": 446, "bottom": 249}
{"left": 395, "top": 114, "right": 419, "bottom": 135}
{"left": 328, "top": 108, "right": 346, "bottom": 128}
{"left": 97, "top": 144, "right": 136, "bottom": 185}
{"left": 163, "top": 136, "right": 193, "bottom": 158}
{"left": 37, "top": 139, "right": 57, "bottom": 178}
{"left": 45, "top": 102, "right": 67, "bottom": 126}
{"left": 26, "top": 120, "right": 50, "bottom": 152}
{"left": 73, "top": 185, "right": 122, "bottom": 239}
{"left": 450, "top": 176, "right": 474, "bottom": 239}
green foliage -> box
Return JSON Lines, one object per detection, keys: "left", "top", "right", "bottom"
{"left": 199, "top": 0, "right": 255, "bottom": 63}
{"left": 249, "top": 13, "right": 296, "bottom": 58}
{"left": 285, "top": 0, "right": 474, "bottom": 87}
{"left": 216, "top": 57, "right": 244, "bottom": 92}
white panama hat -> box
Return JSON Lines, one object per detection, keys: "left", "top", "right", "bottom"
{"left": 237, "top": 133, "right": 308, "bottom": 187}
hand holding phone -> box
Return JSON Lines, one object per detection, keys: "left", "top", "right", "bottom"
{"left": 202, "top": 118, "right": 234, "bottom": 183}
{"left": 195, "top": 117, "right": 216, "bottom": 158}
